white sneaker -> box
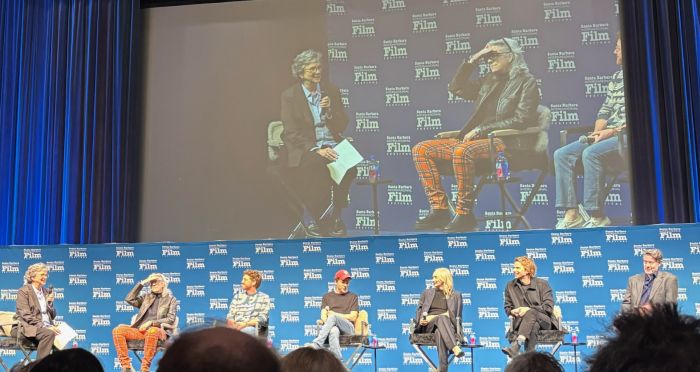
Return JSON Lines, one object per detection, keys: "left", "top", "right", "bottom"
{"left": 555, "top": 214, "right": 585, "bottom": 229}
{"left": 582, "top": 216, "right": 611, "bottom": 228}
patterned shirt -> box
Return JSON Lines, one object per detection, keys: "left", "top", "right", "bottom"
{"left": 226, "top": 291, "right": 271, "bottom": 324}
{"left": 597, "top": 70, "right": 626, "bottom": 128}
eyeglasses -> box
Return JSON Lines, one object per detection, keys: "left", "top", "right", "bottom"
{"left": 304, "top": 65, "right": 322, "bottom": 73}
{"left": 487, "top": 53, "right": 511, "bottom": 63}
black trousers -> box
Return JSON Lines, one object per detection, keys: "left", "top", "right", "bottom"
{"left": 12, "top": 326, "right": 55, "bottom": 359}
{"left": 420, "top": 315, "right": 459, "bottom": 372}
{"left": 515, "top": 310, "right": 552, "bottom": 352}
{"left": 290, "top": 150, "right": 357, "bottom": 222}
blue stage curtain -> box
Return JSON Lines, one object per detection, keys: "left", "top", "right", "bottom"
{"left": 621, "top": 0, "right": 700, "bottom": 224}
{"left": 0, "top": 0, "right": 141, "bottom": 245}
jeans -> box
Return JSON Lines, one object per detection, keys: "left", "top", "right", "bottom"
{"left": 311, "top": 314, "right": 355, "bottom": 360}
{"left": 514, "top": 310, "right": 552, "bottom": 352}
{"left": 240, "top": 326, "right": 258, "bottom": 336}
{"left": 554, "top": 136, "right": 620, "bottom": 212}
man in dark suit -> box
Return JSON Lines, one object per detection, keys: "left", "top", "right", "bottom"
{"left": 281, "top": 49, "right": 355, "bottom": 237}
{"left": 13, "top": 263, "right": 58, "bottom": 360}
{"left": 413, "top": 268, "right": 464, "bottom": 372}
{"left": 502, "top": 256, "right": 560, "bottom": 357}
{"left": 622, "top": 248, "right": 678, "bottom": 313}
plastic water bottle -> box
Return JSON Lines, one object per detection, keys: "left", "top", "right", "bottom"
{"left": 368, "top": 156, "right": 380, "bottom": 184}
{"left": 571, "top": 332, "right": 578, "bottom": 344}
{"left": 469, "top": 333, "right": 476, "bottom": 345}
{"left": 495, "top": 152, "right": 510, "bottom": 181}
{"left": 72, "top": 340, "right": 78, "bottom": 349}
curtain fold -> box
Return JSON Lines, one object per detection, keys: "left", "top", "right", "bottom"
{"left": 620, "top": 0, "right": 700, "bottom": 224}
{"left": 0, "top": 0, "right": 141, "bottom": 244}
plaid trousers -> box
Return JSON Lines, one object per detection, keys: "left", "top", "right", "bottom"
{"left": 412, "top": 138, "right": 505, "bottom": 214}
{"left": 112, "top": 325, "right": 166, "bottom": 371}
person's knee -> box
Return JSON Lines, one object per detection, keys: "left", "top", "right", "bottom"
{"left": 329, "top": 327, "right": 340, "bottom": 337}
{"left": 582, "top": 145, "right": 603, "bottom": 164}
{"left": 146, "top": 327, "right": 160, "bottom": 336}
{"left": 412, "top": 142, "right": 429, "bottom": 158}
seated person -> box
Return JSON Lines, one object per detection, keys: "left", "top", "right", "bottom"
{"left": 13, "top": 263, "right": 58, "bottom": 361}
{"left": 226, "top": 270, "right": 271, "bottom": 336}
{"left": 281, "top": 49, "right": 355, "bottom": 238}
{"left": 622, "top": 248, "right": 678, "bottom": 313}
{"left": 502, "top": 256, "right": 560, "bottom": 357}
{"left": 412, "top": 37, "right": 540, "bottom": 232}
{"left": 112, "top": 273, "right": 177, "bottom": 372}
{"left": 554, "top": 33, "right": 626, "bottom": 229}
{"left": 306, "top": 269, "right": 358, "bottom": 361}
{"left": 413, "top": 268, "right": 464, "bottom": 372}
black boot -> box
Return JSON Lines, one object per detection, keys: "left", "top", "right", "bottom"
{"left": 414, "top": 209, "right": 451, "bottom": 230}
{"left": 501, "top": 340, "right": 521, "bottom": 358}
{"left": 328, "top": 216, "right": 347, "bottom": 237}
{"left": 443, "top": 213, "right": 477, "bottom": 233}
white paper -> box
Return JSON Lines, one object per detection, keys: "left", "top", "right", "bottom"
{"left": 53, "top": 322, "right": 78, "bottom": 350}
{"left": 327, "top": 139, "right": 364, "bottom": 184}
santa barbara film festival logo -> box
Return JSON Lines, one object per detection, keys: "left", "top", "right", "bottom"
{"left": 585, "top": 75, "right": 612, "bottom": 97}
{"left": 412, "top": 13, "right": 437, "bottom": 33}
{"left": 511, "top": 29, "right": 539, "bottom": 50}
{"left": 355, "top": 112, "right": 379, "bottom": 132}
{"left": 386, "top": 136, "right": 412, "bottom": 155}
{"left": 384, "top": 39, "right": 408, "bottom": 59}
{"left": 381, "top": 0, "right": 405, "bottom": 11}
{"left": 475, "top": 6, "right": 502, "bottom": 27}
{"left": 326, "top": 0, "right": 345, "bottom": 15}
{"left": 327, "top": 42, "right": 348, "bottom": 62}
{"left": 445, "top": 33, "right": 471, "bottom": 54}
{"left": 351, "top": 18, "right": 375, "bottom": 37}
{"left": 550, "top": 103, "right": 580, "bottom": 125}
{"left": 385, "top": 87, "right": 409, "bottom": 106}
{"left": 355, "top": 210, "right": 376, "bottom": 230}
{"left": 547, "top": 51, "right": 576, "bottom": 72}
{"left": 416, "top": 109, "right": 442, "bottom": 130}
{"left": 415, "top": 60, "right": 440, "bottom": 80}
{"left": 353, "top": 65, "right": 378, "bottom": 84}
{"left": 581, "top": 23, "right": 611, "bottom": 45}
{"left": 543, "top": 1, "right": 573, "bottom": 22}
{"left": 387, "top": 185, "right": 412, "bottom": 205}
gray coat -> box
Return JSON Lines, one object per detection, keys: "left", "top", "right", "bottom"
{"left": 503, "top": 277, "right": 560, "bottom": 331}
{"left": 622, "top": 271, "right": 678, "bottom": 312}
{"left": 14, "top": 284, "right": 56, "bottom": 337}
{"left": 126, "top": 283, "right": 177, "bottom": 332}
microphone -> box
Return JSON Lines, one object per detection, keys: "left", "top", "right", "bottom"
{"left": 47, "top": 285, "right": 54, "bottom": 294}
{"left": 579, "top": 135, "right": 594, "bottom": 145}
{"left": 320, "top": 89, "right": 331, "bottom": 119}
{"left": 422, "top": 312, "right": 428, "bottom": 321}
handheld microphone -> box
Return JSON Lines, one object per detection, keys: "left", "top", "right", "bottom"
{"left": 579, "top": 135, "right": 594, "bottom": 145}
{"left": 320, "top": 89, "right": 331, "bottom": 119}
{"left": 47, "top": 285, "right": 54, "bottom": 294}
{"left": 325, "top": 306, "right": 330, "bottom": 312}
{"left": 422, "top": 312, "right": 428, "bottom": 321}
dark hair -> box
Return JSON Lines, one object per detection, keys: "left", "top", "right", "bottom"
{"left": 28, "top": 348, "right": 104, "bottom": 372}
{"left": 157, "top": 327, "right": 280, "bottom": 372}
{"left": 505, "top": 351, "right": 564, "bottom": 372}
{"left": 587, "top": 303, "right": 700, "bottom": 372}
{"left": 281, "top": 347, "right": 345, "bottom": 372}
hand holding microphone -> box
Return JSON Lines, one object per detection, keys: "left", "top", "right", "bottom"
{"left": 319, "top": 90, "right": 331, "bottom": 119}
{"left": 46, "top": 285, "right": 55, "bottom": 303}
{"left": 579, "top": 134, "right": 594, "bottom": 145}
{"left": 420, "top": 311, "right": 429, "bottom": 326}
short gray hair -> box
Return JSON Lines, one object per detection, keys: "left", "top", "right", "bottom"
{"left": 643, "top": 249, "right": 663, "bottom": 263}
{"left": 151, "top": 273, "right": 169, "bottom": 288}
{"left": 24, "top": 262, "right": 49, "bottom": 284}
{"left": 291, "top": 49, "right": 323, "bottom": 79}
{"left": 487, "top": 37, "right": 529, "bottom": 79}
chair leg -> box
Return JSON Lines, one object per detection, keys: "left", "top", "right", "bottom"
{"left": 345, "top": 345, "right": 368, "bottom": 370}
{"left": 412, "top": 344, "right": 439, "bottom": 371}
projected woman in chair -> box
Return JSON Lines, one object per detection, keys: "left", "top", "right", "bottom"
{"left": 281, "top": 49, "right": 355, "bottom": 238}
{"left": 553, "top": 34, "right": 626, "bottom": 229}
{"left": 412, "top": 37, "right": 540, "bottom": 232}
{"left": 413, "top": 268, "right": 464, "bottom": 372}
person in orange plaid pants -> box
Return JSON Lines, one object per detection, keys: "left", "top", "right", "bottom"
{"left": 112, "top": 273, "right": 177, "bottom": 372}
{"left": 412, "top": 37, "right": 540, "bottom": 232}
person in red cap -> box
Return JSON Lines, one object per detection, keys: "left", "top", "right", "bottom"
{"left": 305, "top": 269, "right": 358, "bottom": 360}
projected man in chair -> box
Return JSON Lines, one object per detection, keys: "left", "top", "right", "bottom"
{"left": 413, "top": 268, "right": 464, "bottom": 372}
{"left": 13, "top": 263, "right": 59, "bottom": 360}
{"left": 226, "top": 270, "right": 271, "bottom": 336}
{"left": 502, "top": 256, "right": 559, "bottom": 357}
{"left": 306, "top": 269, "right": 358, "bottom": 361}
{"left": 112, "top": 273, "right": 177, "bottom": 372}
{"left": 412, "top": 37, "right": 540, "bottom": 233}
{"left": 281, "top": 49, "right": 355, "bottom": 238}
{"left": 554, "top": 33, "right": 626, "bottom": 229}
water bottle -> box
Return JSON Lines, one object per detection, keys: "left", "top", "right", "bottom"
{"left": 469, "top": 333, "right": 476, "bottom": 345}
{"left": 571, "top": 332, "right": 578, "bottom": 344}
{"left": 495, "top": 152, "right": 510, "bottom": 181}
{"left": 368, "top": 156, "right": 380, "bottom": 184}
{"left": 72, "top": 340, "right": 78, "bottom": 349}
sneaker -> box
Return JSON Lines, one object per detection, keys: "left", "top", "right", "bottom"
{"left": 555, "top": 214, "right": 585, "bottom": 229}
{"left": 582, "top": 216, "right": 611, "bottom": 228}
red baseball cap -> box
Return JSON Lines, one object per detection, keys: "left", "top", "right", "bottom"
{"left": 335, "top": 269, "right": 352, "bottom": 281}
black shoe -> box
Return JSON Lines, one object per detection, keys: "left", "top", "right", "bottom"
{"left": 305, "top": 223, "right": 329, "bottom": 238}
{"left": 443, "top": 213, "right": 477, "bottom": 233}
{"left": 328, "top": 217, "right": 347, "bottom": 237}
{"left": 501, "top": 340, "right": 520, "bottom": 358}
{"left": 414, "top": 209, "right": 451, "bottom": 230}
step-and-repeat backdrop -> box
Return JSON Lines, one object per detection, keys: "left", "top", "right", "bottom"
{"left": 323, "top": 0, "right": 632, "bottom": 232}
{"left": 1, "top": 223, "right": 699, "bottom": 371}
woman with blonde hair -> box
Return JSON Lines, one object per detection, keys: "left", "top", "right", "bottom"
{"left": 413, "top": 268, "right": 464, "bottom": 372}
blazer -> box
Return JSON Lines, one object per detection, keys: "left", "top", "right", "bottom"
{"left": 126, "top": 283, "right": 177, "bottom": 333}
{"left": 413, "top": 287, "right": 463, "bottom": 333}
{"left": 447, "top": 60, "right": 541, "bottom": 152}
{"left": 503, "top": 277, "right": 560, "bottom": 331}
{"left": 622, "top": 271, "right": 678, "bottom": 312}
{"left": 14, "top": 284, "right": 56, "bottom": 338}
{"left": 280, "top": 82, "right": 349, "bottom": 168}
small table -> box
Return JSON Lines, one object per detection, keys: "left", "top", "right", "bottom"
{"left": 562, "top": 342, "right": 586, "bottom": 372}
{"left": 348, "top": 344, "right": 385, "bottom": 372}
{"left": 356, "top": 179, "right": 393, "bottom": 235}
{"left": 463, "top": 343, "right": 483, "bottom": 372}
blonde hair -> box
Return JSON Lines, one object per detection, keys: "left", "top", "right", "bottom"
{"left": 433, "top": 267, "right": 455, "bottom": 299}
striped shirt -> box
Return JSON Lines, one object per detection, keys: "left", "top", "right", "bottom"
{"left": 597, "top": 70, "right": 626, "bottom": 128}
{"left": 226, "top": 291, "right": 271, "bottom": 324}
